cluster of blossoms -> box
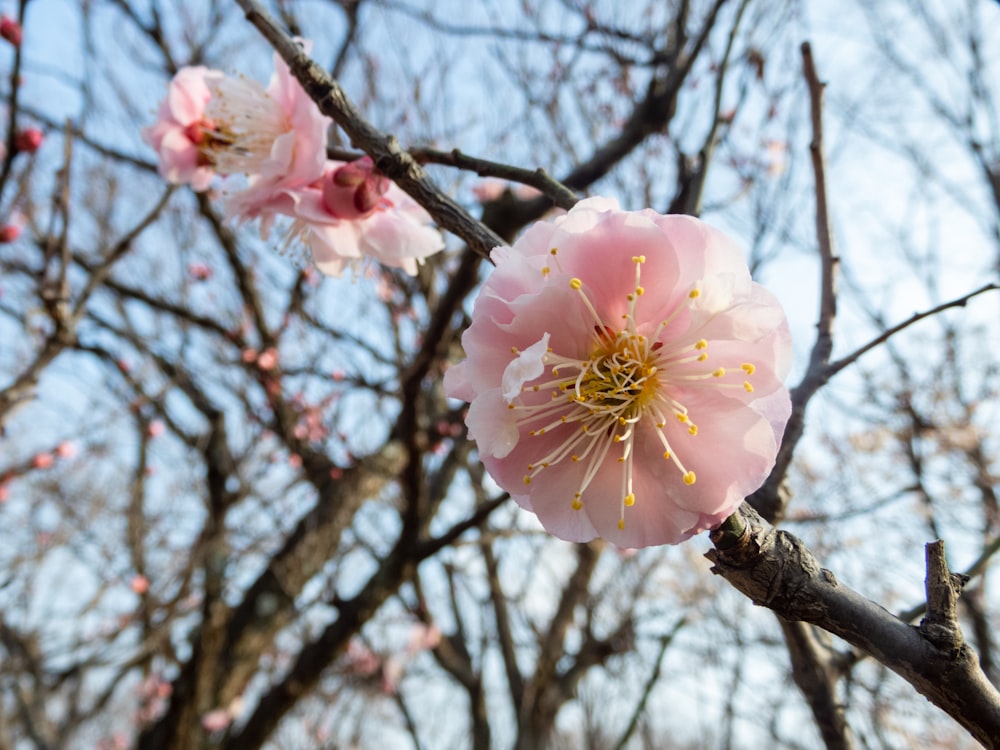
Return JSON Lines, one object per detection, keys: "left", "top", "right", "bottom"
{"left": 143, "top": 47, "right": 443, "bottom": 275}
{"left": 445, "top": 199, "right": 791, "bottom": 548}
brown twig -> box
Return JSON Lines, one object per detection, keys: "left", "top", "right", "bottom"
{"left": 825, "top": 283, "right": 999, "bottom": 378}
{"left": 233, "top": 0, "right": 506, "bottom": 261}
{"left": 708, "top": 504, "right": 1000, "bottom": 748}
{"left": 753, "top": 41, "right": 839, "bottom": 523}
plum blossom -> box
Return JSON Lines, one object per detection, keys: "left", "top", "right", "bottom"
{"left": 206, "top": 44, "right": 329, "bottom": 196}
{"left": 14, "top": 128, "right": 43, "bottom": 154}
{"left": 248, "top": 157, "right": 444, "bottom": 276}
{"left": 444, "top": 198, "right": 791, "bottom": 548}
{"left": 144, "top": 49, "right": 443, "bottom": 275}
{"left": 142, "top": 66, "right": 222, "bottom": 191}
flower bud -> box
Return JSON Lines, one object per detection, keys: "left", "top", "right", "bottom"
{"left": 0, "top": 16, "right": 22, "bottom": 47}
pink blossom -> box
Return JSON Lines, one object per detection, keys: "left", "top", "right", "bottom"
{"left": 343, "top": 639, "right": 381, "bottom": 677}
{"left": 147, "top": 420, "right": 166, "bottom": 438}
{"left": 212, "top": 43, "right": 330, "bottom": 208}
{"left": 31, "top": 452, "right": 54, "bottom": 469}
{"left": 55, "top": 441, "right": 77, "bottom": 459}
{"left": 142, "top": 66, "right": 222, "bottom": 191}
{"left": 130, "top": 575, "right": 150, "bottom": 594}
{"left": 201, "top": 708, "right": 232, "bottom": 733}
{"left": 253, "top": 158, "right": 443, "bottom": 276}
{"left": 188, "top": 262, "right": 213, "bottom": 281}
{"left": 444, "top": 198, "right": 791, "bottom": 547}
{"left": 255, "top": 347, "right": 279, "bottom": 371}
{"left": 0, "top": 224, "right": 20, "bottom": 243}
{"left": 14, "top": 128, "right": 43, "bottom": 154}
{"left": 0, "top": 483, "right": 8, "bottom": 503}
{"left": 0, "top": 16, "right": 21, "bottom": 47}
{"left": 405, "top": 622, "right": 441, "bottom": 653}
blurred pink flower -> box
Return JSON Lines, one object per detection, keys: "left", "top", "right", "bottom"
{"left": 142, "top": 66, "right": 222, "bottom": 191}
{"left": 130, "top": 575, "right": 149, "bottom": 594}
{"left": 249, "top": 158, "right": 444, "bottom": 276}
{"left": 213, "top": 42, "right": 330, "bottom": 210}
{"left": 14, "top": 128, "right": 43, "bottom": 154}
{"left": 0, "top": 16, "right": 21, "bottom": 47}
{"left": 444, "top": 198, "right": 791, "bottom": 547}
{"left": 343, "top": 638, "right": 381, "bottom": 677}
{"left": 255, "top": 347, "right": 279, "bottom": 371}
{"left": 0, "top": 224, "right": 20, "bottom": 243}
{"left": 31, "top": 452, "right": 54, "bottom": 469}
{"left": 147, "top": 420, "right": 166, "bottom": 438}
{"left": 201, "top": 708, "right": 232, "bottom": 733}
{"left": 54, "top": 441, "right": 77, "bottom": 459}
{"left": 187, "top": 262, "right": 213, "bottom": 281}
{"left": 0, "top": 483, "right": 9, "bottom": 503}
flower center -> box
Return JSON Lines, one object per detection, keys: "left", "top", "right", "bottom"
{"left": 508, "top": 254, "right": 757, "bottom": 531}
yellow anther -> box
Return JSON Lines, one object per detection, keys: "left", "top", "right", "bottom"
{"left": 507, "top": 403, "right": 515, "bottom": 410}
{"left": 571, "top": 455, "right": 580, "bottom": 462}
{"left": 683, "top": 471, "right": 697, "bottom": 485}
{"left": 635, "top": 286, "right": 644, "bottom": 296}
{"left": 618, "top": 519, "right": 625, "bottom": 530}
{"left": 695, "top": 339, "right": 708, "bottom": 350}
{"left": 688, "top": 288, "right": 701, "bottom": 299}
{"left": 697, "top": 353, "right": 708, "bottom": 362}
{"left": 572, "top": 497, "right": 583, "bottom": 510}
{"left": 541, "top": 267, "right": 550, "bottom": 277}
{"left": 617, "top": 456, "right": 625, "bottom": 463}
{"left": 632, "top": 255, "right": 646, "bottom": 263}
{"left": 676, "top": 414, "right": 689, "bottom": 423}
{"left": 743, "top": 381, "right": 754, "bottom": 393}
{"left": 688, "top": 424, "right": 698, "bottom": 436}
{"left": 712, "top": 368, "right": 726, "bottom": 377}
{"left": 570, "top": 278, "right": 582, "bottom": 290}
{"left": 550, "top": 247, "right": 558, "bottom": 255}
{"left": 741, "top": 363, "right": 756, "bottom": 375}
{"left": 657, "top": 421, "right": 666, "bottom": 428}
{"left": 618, "top": 416, "right": 627, "bottom": 426}
{"left": 511, "top": 346, "right": 519, "bottom": 353}
{"left": 663, "top": 451, "right": 672, "bottom": 459}
{"left": 524, "top": 476, "right": 532, "bottom": 485}
{"left": 613, "top": 434, "right": 623, "bottom": 442}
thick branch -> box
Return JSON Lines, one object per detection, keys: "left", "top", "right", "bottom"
{"left": 708, "top": 504, "right": 1000, "bottom": 748}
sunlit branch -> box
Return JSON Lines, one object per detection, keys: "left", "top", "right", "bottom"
{"left": 754, "top": 41, "right": 838, "bottom": 523}
{"left": 709, "top": 503, "right": 1000, "bottom": 748}
{"left": 234, "top": 0, "right": 507, "bottom": 261}
{"left": 825, "top": 282, "right": 1000, "bottom": 379}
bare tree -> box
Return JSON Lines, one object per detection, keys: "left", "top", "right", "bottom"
{"left": 0, "top": 1, "right": 998, "bottom": 749}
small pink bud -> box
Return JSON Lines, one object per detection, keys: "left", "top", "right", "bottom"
{"left": 0, "top": 224, "right": 20, "bottom": 243}
{"left": 0, "top": 484, "right": 8, "bottom": 503}
{"left": 331, "top": 156, "right": 372, "bottom": 187}
{"left": 55, "top": 441, "right": 77, "bottom": 459}
{"left": 330, "top": 467, "right": 344, "bottom": 480}
{"left": 288, "top": 453, "right": 302, "bottom": 468}
{"left": 130, "top": 575, "right": 149, "bottom": 594}
{"left": 31, "top": 452, "right": 54, "bottom": 469}
{"left": 256, "top": 347, "right": 278, "bottom": 371}
{"left": 201, "top": 708, "right": 231, "bottom": 733}
{"left": 14, "top": 128, "right": 43, "bottom": 154}
{"left": 187, "top": 262, "right": 213, "bottom": 281}
{"left": 147, "top": 420, "right": 165, "bottom": 438}
{"left": 0, "top": 16, "right": 21, "bottom": 47}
